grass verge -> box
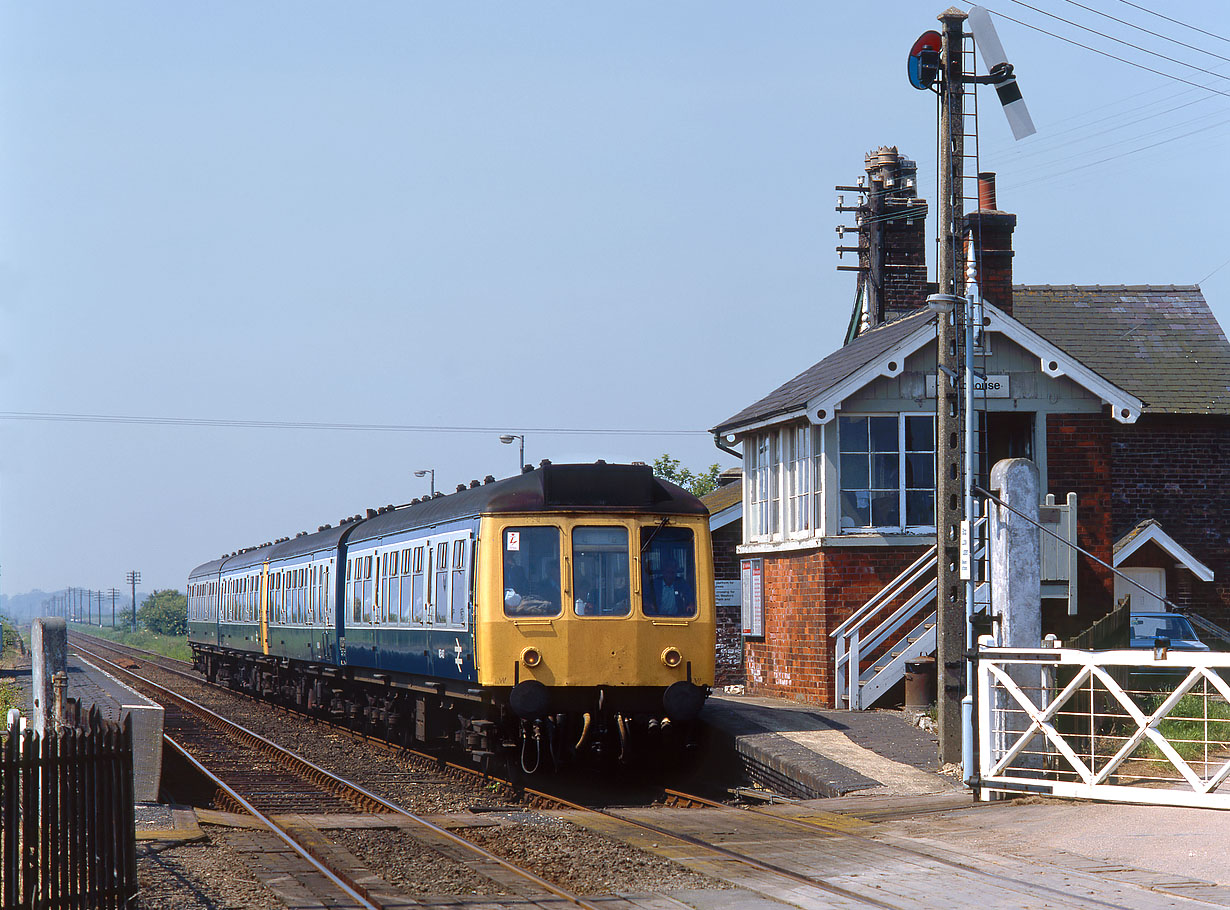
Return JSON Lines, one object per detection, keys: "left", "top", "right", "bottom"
{"left": 68, "top": 622, "right": 192, "bottom": 662}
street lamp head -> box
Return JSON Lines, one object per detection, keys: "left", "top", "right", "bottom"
{"left": 414, "top": 470, "right": 429, "bottom": 477}
{"left": 499, "top": 435, "right": 517, "bottom": 444}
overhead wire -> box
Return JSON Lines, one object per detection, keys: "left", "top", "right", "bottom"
{"left": 1113, "top": 0, "right": 1230, "bottom": 45}
{"left": 1053, "top": 0, "right": 1230, "bottom": 64}
{"left": 1005, "top": 0, "right": 1230, "bottom": 81}
{"left": 973, "top": 3, "right": 1230, "bottom": 182}
{"left": 980, "top": 6, "right": 1230, "bottom": 99}
{"left": 0, "top": 411, "right": 709, "bottom": 436}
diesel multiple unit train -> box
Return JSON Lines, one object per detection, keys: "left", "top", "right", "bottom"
{"left": 187, "top": 461, "right": 716, "bottom": 770}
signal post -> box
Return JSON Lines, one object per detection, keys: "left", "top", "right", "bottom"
{"left": 933, "top": 7, "right": 967, "bottom": 768}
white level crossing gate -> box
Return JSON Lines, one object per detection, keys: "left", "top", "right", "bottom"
{"left": 977, "top": 644, "right": 1230, "bottom": 809}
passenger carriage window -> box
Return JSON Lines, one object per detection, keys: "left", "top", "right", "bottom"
{"left": 502, "top": 526, "right": 561, "bottom": 618}
{"left": 379, "top": 555, "right": 390, "bottom": 624}
{"left": 450, "top": 539, "right": 468, "bottom": 625}
{"left": 434, "top": 542, "right": 449, "bottom": 625}
{"left": 399, "top": 550, "right": 412, "bottom": 624}
{"left": 324, "top": 566, "right": 331, "bottom": 624}
{"left": 362, "top": 555, "right": 373, "bottom": 623}
{"left": 640, "top": 526, "right": 698, "bottom": 618}
{"left": 411, "top": 546, "right": 426, "bottom": 624}
{"left": 387, "top": 554, "right": 400, "bottom": 624}
{"left": 572, "top": 527, "right": 631, "bottom": 617}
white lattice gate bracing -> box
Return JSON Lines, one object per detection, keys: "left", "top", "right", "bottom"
{"left": 977, "top": 643, "right": 1230, "bottom": 809}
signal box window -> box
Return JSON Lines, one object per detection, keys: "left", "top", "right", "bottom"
{"left": 503, "top": 527, "right": 561, "bottom": 617}
{"left": 641, "top": 526, "right": 697, "bottom": 618}
{"left": 572, "top": 527, "right": 630, "bottom": 617}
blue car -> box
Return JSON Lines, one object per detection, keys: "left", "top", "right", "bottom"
{"left": 1129, "top": 612, "right": 1209, "bottom": 652}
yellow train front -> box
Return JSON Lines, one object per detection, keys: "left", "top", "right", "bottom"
{"left": 473, "top": 462, "right": 715, "bottom": 770}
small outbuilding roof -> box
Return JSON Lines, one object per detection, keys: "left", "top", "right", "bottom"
{"left": 1113, "top": 518, "right": 1215, "bottom": 582}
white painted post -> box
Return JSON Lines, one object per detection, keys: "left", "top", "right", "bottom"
{"left": 989, "top": 458, "right": 1043, "bottom": 777}
{"left": 31, "top": 617, "right": 67, "bottom": 738}
{"left": 834, "top": 636, "right": 847, "bottom": 709}
{"left": 848, "top": 629, "right": 861, "bottom": 711}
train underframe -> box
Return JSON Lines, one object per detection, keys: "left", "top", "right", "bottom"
{"left": 190, "top": 644, "right": 709, "bottom": 772}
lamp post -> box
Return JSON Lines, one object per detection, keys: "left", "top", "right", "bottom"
{"left": 499, "top": 434, "right": 525, "bottom": 474}
{"left": 414, "top": 469, "right": 435, "bottom": 498}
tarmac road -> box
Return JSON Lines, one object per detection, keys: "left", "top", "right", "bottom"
{"left": 881, "top": 797, "right": 1230, "bottom": 887}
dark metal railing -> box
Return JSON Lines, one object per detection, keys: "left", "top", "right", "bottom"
{"left": 0, "top": 708, "right": 138, "bottom": 909}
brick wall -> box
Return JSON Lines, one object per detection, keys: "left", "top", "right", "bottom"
{"left": 1111, "top": 415, "right": 1230, "bottom": 628}
{"left": 1045, "top": 413, "right": 1115, "bottom": 623}
{"left": 880, "top": 212, "right": 929, "bottom": 321}
{"left": 743, "top": 545, "right": 929, "bottom": 705}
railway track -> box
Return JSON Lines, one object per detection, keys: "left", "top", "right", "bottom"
{"left": 71, "top": 637, "right": 615, "bottom": 910}
{"left": 73, "top": 632, "right": 1198, "bottom": 910}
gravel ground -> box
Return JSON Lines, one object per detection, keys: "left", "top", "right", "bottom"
{"left": 460, "top": 814, "right": 731, "bottom": 895}
{"left": 137, "top": 826, "right": 285, "bottom": 910}
{"left": 325, "top": 827, "right": 511, "bottom": 896}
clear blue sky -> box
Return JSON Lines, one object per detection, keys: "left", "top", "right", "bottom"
{"left": 2, "top": 2, "right": 1228, "bottom": 597}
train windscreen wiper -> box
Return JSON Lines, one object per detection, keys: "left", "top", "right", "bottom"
{"left": 640, "top": 517, "right": 670, "bottom": 553}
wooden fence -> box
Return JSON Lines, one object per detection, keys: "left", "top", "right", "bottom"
{"left": 1, "top": 709, "right": 138, "bottom": 909}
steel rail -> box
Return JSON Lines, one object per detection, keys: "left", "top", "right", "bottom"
{"left": 72, "top": 640, "right": 608, "bottom": 910}
{"left": 162, "top": 735, "right": 381, "bottom": 910}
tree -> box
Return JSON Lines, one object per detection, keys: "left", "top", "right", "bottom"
{"left": 138, "top": 589, "right": 187, "bottom": 637}
{"left": 651, "top": 454, "right": 722, "bottom": 497}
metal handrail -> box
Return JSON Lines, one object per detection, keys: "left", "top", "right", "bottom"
{"left": 829, "top": 544, "right": 937, "bottom": 639}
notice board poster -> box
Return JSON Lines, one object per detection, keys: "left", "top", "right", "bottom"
{"left": 740, "top": 558, "right": 763, "bottom": 638}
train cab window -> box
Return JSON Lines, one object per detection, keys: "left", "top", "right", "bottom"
{"left": 640, "top": 526, "right": 698, "bottom": 618}
{"left": 502, "top": 526, "right": 561, "bottom": 617}
{"left": 572, "top": 527, "right": 631, "bottom": 617}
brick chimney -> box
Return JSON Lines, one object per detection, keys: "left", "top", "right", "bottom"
{"left": 861, "top": 147, "right": 929, "bottom": 327}
{"left": 964, "top": 172, "right": 1016, "bottom": 316}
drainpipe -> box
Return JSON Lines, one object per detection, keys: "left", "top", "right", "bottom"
{"left": 712, "top": 433, "right": 741, "bottom": 460}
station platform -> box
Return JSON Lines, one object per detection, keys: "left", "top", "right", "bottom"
{"left": 699, "top": 692, "right": 964, "bottom": 800}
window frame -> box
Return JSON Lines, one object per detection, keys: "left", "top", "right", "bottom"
{"left": 837, "top": 412, "right": 936, "bottom": 534}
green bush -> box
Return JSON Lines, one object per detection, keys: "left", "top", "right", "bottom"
{"left": 137, "top": 590, "right": 187, "bottom": 637}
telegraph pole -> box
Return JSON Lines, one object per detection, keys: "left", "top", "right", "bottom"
{"left": 110, "top": 588, "right": 120, "bottom": 629}
{"left": 127, "top": 571, "right": 141, "bottom": 629}
{"left": 933, "top": 6, "right": 968, "bottom": 766}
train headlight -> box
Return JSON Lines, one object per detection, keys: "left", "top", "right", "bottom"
{"left": 521, "top": 647, "right": 543, "bottom": 668}
{"left": 661, "top": 647, "right": 683, "bottom": 668}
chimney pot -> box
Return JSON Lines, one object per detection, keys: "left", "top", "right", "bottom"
{"left": 978, "top": 172, "right": 997, "bottom": 211}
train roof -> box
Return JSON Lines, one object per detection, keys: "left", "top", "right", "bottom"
{"left": 187, "top": 555, "right": 231, "bottom": 581}
{"left": 267, "top": 524, "right": 352, "bottom": 563}
{"left": 187, "top": 463, "right": 707, "bottom": 580}
{"left": 346, "top": 462, "right": 706, "bottom": 545}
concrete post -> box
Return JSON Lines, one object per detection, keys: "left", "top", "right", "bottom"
{"left": 989, "top": 458, "right": 1043, "bottom": 775}
{"left": 31, "top": 617, "right": 68, "bottom": 737}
